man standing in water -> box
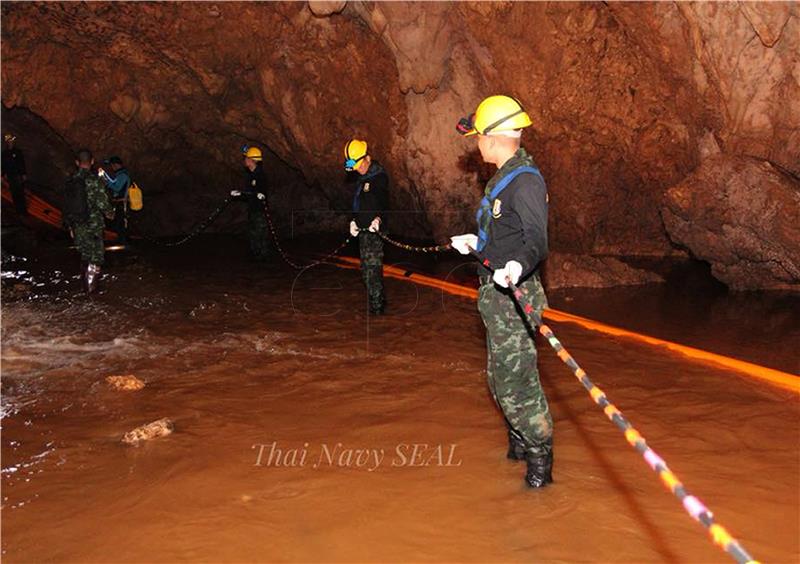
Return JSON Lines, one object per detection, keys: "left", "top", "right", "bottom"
{"left": 99, "top": 156, "right": 131, "bottom": 244}
{"left": 345, "top": 138, "right": 388, "bottom": 315}
{"left": 231, "top": 145, "right": 271, "bottom": 262}
{"left": 64, "top": 149, "right": 113, "bottom": 294}
{"left": 450, "top": 95, "right": 553, "bottom": 488}
{"left": 2, "top": 132, "right": 28, "bottom": 215}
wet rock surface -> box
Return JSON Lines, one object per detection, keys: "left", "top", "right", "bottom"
{"left": 662, "top": 156, "right": 800, "bottom": 291}
{"left": 1, "top": 2, "right": 798, "bottom": 289}
{"left": 122, "top": 418, "right": 174, "bottom": 445}
{"left": 543, "top": 253, "right": 664, "bottom": 289}
{"left": 106, "top": 375, "right": 145, "bottom": 391}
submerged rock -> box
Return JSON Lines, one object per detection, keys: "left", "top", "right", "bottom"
{"left": 122, "top": 418, "right": 174, "bottom": 445}
{"left": 106, "top": 375, "right": 145, "bottom": 391}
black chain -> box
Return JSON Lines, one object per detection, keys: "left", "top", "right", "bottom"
{"left": 138, "top": 198, "right": 232, "bottom": 247}
{"left": 262, "top": 203, "right": 352, "bottom": 270}
{"left": 372, "top": 230, "right": 452, "bottom": 253}
{"left": 134, "top": 196, "right": 450, "bottom": 260}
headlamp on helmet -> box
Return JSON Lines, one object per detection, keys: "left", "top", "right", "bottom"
{"left": 344, "top": 139, "right": 368, "bottom": 171}
{"left": 456, "top": 95, "right": 532, "bottom": 137}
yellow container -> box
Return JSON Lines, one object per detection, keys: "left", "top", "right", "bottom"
{"left": 128, "top": 182, "right": 143, "bottom": 211}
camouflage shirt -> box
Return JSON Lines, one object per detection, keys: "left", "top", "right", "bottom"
{"left": 76, "top": 168, "right": 112, "bottom": 227}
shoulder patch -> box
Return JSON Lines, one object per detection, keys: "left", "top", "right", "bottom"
{"left": 492, "top": 198, "right": 502, "bottom": 219}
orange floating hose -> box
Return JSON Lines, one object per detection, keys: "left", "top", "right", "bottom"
{"left": 327, "top": 255, "right": 799, "bottom": 393}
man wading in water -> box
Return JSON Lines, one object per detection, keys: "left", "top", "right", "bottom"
{"left": 451, "top": 95, "right": 553, "bottom": 488}
{"left": 345, "top": 138, "right": 389, "bottom": 315}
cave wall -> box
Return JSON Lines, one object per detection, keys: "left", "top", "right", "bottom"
{"left": 2, "top": 1, "right": 798, "bottom": 288}
{"left": 1, "top": 2, "right": 408, "bottom": 235}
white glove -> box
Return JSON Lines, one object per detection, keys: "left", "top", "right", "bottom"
{"left": 230, "top": 190, "right": 241, "bottom": 197}
{"left": 450, "top": 234, "right": 478, "bottom": 255}
{"left": 97, "top": 168, "right": 107, "bottom": 178}
{"left": 368, "top": 217, "right": 381, "bottom": 233}
{"left": 256, "top": 192, "right": 265, "bottom": 201}
{"left": 349, "top": 220, "right": 359, "bottom": 237}
{"left": 492, "top": 260, "right": 523, "bottom": 288}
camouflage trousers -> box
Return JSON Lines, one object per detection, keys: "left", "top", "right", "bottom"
{"left": 73, "top": 220, "right": 105, "bottom": 265}
{"left": 358, "top": 231, "right": 384, "bottom": 313}
{"left": 478, "top": 273, "right": 552, "bottom": 452}
{"left": 247, "top": 209, "right": 271, "bottom": 260}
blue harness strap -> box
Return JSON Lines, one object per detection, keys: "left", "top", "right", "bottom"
{"left": 475, "top": 166, "right": 542, "bottom": 251}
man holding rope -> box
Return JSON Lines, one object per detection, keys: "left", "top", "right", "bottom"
{"left": 345, "top": 138, "right": 389, "bottom": 315}
{"left": 451, "top": 95, "right": 553, "bottom": 488}
{"left": 231, "top": 145, "right": 272, "bottom": 262}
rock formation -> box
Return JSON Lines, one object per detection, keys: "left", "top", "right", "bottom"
{"left": 662, "top": 156, "right": 800, "bottom": 290}
{"left": 106, "top": 375, "right": 146, "bottom": 391}
{"left": 1, "top": 1, "right": 798, "bottom": 289}
{"left": 543, "top": 254, "right": 664, "bottom": 289}
{"left": 122, "top": 418, "right": 174, "bottom": 445}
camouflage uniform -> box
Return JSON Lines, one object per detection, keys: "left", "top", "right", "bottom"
{"left": 475, "top": 148, "right": 553, "bottom": 484}
{"left": 478, "top": 275, "right": 552, "bottom": 448}
{"left": 247, "top": 202, "right": 271, "bottom": 260}
{"left": 71, "top": 168, "right": 112, "bottom": 265}
{"left": 352, "top": 160, "right": 389, "bottom": 314}
{"left": 238, "top": 162, "right": 272, "bottom": 262}
{"left": 358, "top": 231, "right": 385, "bottom": 313}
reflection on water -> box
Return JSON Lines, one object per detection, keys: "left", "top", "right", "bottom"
{"left": 2, "top": 236, "right": 798, "bottom": 563}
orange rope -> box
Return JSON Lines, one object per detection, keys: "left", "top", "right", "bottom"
{"left": 8, "top": 184, "right": 797, "bottom": 393}
{"left": 328, "top": 255, "right": 799, "bottom": 393}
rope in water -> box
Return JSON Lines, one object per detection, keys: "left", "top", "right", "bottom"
{"left": 469, "top": 250, "right": 758, "bottom": 564}
{"left": 138, "top": 198, "right": 233, "bottom": 247}
{"left": 261, "top": 203, "right": 352, "bottom": 270}
{"left": 1, "top": 183, "right": 769, "bottom": 560}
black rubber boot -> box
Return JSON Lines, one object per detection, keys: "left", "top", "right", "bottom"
{"left": 506, "top": 429, "right": 526, "bottom": 461}
{"left": 524, "top": 438, "right": 554, "bottom": 488}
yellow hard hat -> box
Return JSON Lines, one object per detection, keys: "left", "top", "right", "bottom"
{"left": 344, "top": 139, "right": 368, "bottom": 171}
{"left": 456, "top": 95, "right": 532, "bottom": 137}
{"left": 244, "top": 146, "right": 263, "bottom": 161}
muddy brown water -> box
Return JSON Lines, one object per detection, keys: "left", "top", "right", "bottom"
{"left": 2, "top": 235, "right": 798, "bottom": 563}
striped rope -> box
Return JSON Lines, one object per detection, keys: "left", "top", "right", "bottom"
{"left": 472, "top": 251, "right": 758, "bottom": 564}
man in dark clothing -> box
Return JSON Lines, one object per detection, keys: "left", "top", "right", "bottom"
{"left": 99, "top": 156, "right": 131, "bottom": 244}
{"left": 65, "top": 149, "right": 113, "bottom": 294}
{"left": 451, "top": 95, "right": 552, "bottom": 489}
{"left": 345, "top": 138, "right": 389, "bottom": 315}
{"left": 2, "top": 133, "right": 28, "bottom": 215}
{"left": 231, "top": 145, "right": 271, "bottom": 261}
